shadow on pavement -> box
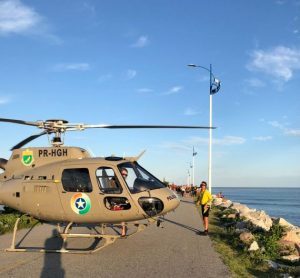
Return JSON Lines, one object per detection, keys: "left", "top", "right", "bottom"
{"left": 40, "top": 230, "right": 65, "bottom": 278}
{"left": 163, "top": 217, "right": 200, "bottom": 234}
{"left": 15, "top": 222, "right": 39, "bottom": 248}
{"left": 180, "top": 199, "right": 195, "bottom": 205}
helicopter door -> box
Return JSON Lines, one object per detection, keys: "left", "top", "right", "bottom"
{"left": 59, "top": 167, "right": 96, "bottom": 219}
{"left": 96, "top": 167, "right": 140, "bottom": 221}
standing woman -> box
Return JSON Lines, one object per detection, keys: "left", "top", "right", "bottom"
{"left": 197, "top": 181, "right": 212, "bottom": 235}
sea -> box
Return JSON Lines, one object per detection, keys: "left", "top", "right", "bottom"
{"left": 214, "top": 187, "right": 300, "bottom": 227}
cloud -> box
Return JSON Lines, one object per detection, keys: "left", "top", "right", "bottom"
{"left": 268, "top": 120, "right": 300, "bottom": 137}
{"left": 252, "top": 136, "right": 272, "bottom": 141}
{"left": 197, "top": 75, "right": 210, "bottom": 83}
{"left": 160, "top": 142, "right": 192, "bottom": 152}
{"left": 0, "top": 0, "right": 61, "bottom": 43}
{"left": 137, "top": 88, "right": 154, "bottom": 94}
{"left": 186, "top": 135, "right": 246, "bottom": 146}
{"left": 0, "top": 0, "right": 41, "bottom": 35}
{"left": 245, "top": 78, "right": 266, "bottom": 88}
{"left": 184, "top": 108, "right": 200, "bottom": 116}
{"left": 268, "top": 120, "right": 285, "bottom": 129}
{"left": 124, "top": 69, "right": 137, "bottom": 80}
{"left": 83, "top": 2, "right": 96, "bottom": 15}
{"left": 285, "top": 129, "right": 300, "bottom": 136}
{"left": 0, "top": 96, "right": 11, "bottom": 105}
{"left": 97, "top": 73, "right": 112, "bottom": 82}
{"left": 163, "top": 86, "right": 183, "bottom": 95}
{"left": 212, "top": 136, "right": 246, "bottom": 146}
{"left": 247, "top": 46, "right": 300, "bottom": 81}
{"left": 161, "top": 135, "right": 246, "bottom": 154}
{"left": 53, "top": 63, "right": 91, "bottom": 72}
{"left": 131, "top": 36, "right": 149, "bottom": 48}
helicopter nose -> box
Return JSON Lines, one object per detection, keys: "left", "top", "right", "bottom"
{"left": 152, "top": 187, "right": 180, "bottom": 214}
{"left": 137, "top": 188, "right": 180, "bottom": 217}
{"left": 162, "top": 190, "right": 180, "bottom": 213}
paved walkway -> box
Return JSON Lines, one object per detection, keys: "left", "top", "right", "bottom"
{"left": 0, "top": 197, "right": 231, "bottom": 278}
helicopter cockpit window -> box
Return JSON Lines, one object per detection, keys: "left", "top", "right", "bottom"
{"left": 118, "top": 162, "right": 165, "bottom": 193}
{"left": 96, "top": 167, "right": 122, "bottom": 194}
{"left": 61, "top": 168, "right": 92, "bottom": 192}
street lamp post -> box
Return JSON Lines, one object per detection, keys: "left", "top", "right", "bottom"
{"left": 190, "top": 162, "right": 193, "bottom": 186}
{"left": 192, "top": 151, "right": 195, "bottom": 186}
{"left": 188, "top": 64, "right": 221, "bottom": 193}
{"left": 192, "top": 146, "right": 197, "bottom": 187}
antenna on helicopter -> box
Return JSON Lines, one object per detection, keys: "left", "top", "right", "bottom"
{"left": 52, "top": 133, "right": 63, "bottom": 146}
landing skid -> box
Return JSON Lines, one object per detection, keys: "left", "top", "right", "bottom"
{"left": 5, "top": 216, "right": 148, "bottom": 254}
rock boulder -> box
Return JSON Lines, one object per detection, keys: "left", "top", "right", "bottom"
{"left": 273, "top": 217, "right": 296, "bottom": 230}
{"left": 212, "top": 198, "right": 223, "bottom": 206}
{"left": 281, "top": 254, "right": 300, "bottom": 263}
{"left": 248, "top": 241, "right": 259, "bottom": 251}
{"left": 231, "top": 203, "right": 256, "bottom": 216}
{"left": 279, "top": 240, "right": 298, "bottom": 256}
{"left": 282, "top": 229, "right": 300, "bottom": 245}
{"left": 242, "top": 210, "right": 273, "bottom": 231}
{"left": 239, "top": 231, "right": 254, "bottom": 245}
{"left": 219, "top": 200, "right": 232, "bottom": 208}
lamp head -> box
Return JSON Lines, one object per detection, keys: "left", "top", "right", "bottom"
{"left": 211, "top": 78, "right": 221, "bottom": 94}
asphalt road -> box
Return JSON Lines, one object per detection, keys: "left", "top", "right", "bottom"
{"left": 0, "top": 197, "right": 231, "bottom": 278}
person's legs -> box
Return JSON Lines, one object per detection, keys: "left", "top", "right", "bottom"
{"left": 203, "top": 216, "right": 209, "bottom": 231}
{"left": 201, "top": 206, "right": 206, "bottom": 232}
{"left": 201, "top": 205, "right": 209, "bottom": 234}
{"left": 121, "top": 222, "right": 126, "bottom": 236}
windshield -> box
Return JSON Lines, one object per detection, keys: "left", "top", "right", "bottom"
{"left": 118, "top": 162, "right": 165, "bottom": 193}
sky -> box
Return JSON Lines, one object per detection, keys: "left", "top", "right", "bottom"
{"left": 0, "top": 0, "right": 300, "bottom": 189}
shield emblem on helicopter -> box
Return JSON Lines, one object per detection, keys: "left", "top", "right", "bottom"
{"left": 21, "top": 149, "right": 34, "bottom": 166}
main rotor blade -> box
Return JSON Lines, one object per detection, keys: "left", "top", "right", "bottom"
{"left": 0, "top": 118, "right": 40, "bottom": 127}
{"left": 10, "top": 130, "right": 48, "bottom": 151}
{"left": 77, "top": 124, "right": 216, "bottom": 129}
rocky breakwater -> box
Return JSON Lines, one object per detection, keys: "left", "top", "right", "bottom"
{"left": 212, "top": 197, "right": 300, "bottom": 273}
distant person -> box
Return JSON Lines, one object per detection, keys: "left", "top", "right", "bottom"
{"left": 216, "top": 191, "right": 224, "bottom": 198}
{"left": 181, "top": 186, "right": 185, "bottom": 197}
{"left": 197, "top": 181, "right": 212, "bottom": 235}
{"left": 192, "top": 186, "right": 197, "bottom": 197}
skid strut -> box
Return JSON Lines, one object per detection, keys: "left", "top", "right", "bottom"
{"left": 5, "top": 217, "right": 148, "bottom": 254}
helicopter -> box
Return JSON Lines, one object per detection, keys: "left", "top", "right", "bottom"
{"left": 0, "top": 118, "right": 214, "bottom": 253}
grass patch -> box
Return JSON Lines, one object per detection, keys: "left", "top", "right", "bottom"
{"left": 0, "top": 207, "right": 39, "bottom": 235}
{"left": 195, "top": 204, "right": 300, "bottom": 278}
{"left": 209, "top": 208, "right": 278, "bottom": 277}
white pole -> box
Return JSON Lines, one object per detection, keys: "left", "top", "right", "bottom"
{"left": 208, "top": 92, "right": 212, "bottom": 193}
{"left": 208, "top": 64, "right": 213, "bottom": 193}
{"left": 192, "top": 152, "right": 195, "bottom": 186}
{"left": 187, "top": 172, "right": 189, "bottom": 186}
